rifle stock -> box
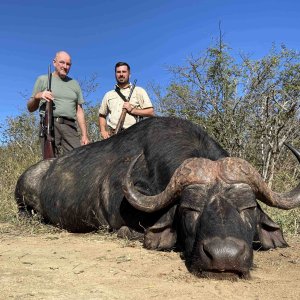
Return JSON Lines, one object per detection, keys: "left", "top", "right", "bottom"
{"left": 114, "top": 109, "right": 127, "bottom": 134}
{"left": 43, "top": 65, "right": 55, "bottom": 159}
{"left": 114, "top": 79, "right": 137, "bottom": 135}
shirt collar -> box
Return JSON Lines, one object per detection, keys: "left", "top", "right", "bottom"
{"left": 115, "top": 83, "right": 132, "bottom": 90}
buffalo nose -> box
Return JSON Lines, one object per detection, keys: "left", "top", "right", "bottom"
{"left": 199, "top": 237, "right": 252, "bottom": 272}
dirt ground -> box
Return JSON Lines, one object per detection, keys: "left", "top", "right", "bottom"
{"left": 0, "top": 224, "right": 299, "bottom": 300}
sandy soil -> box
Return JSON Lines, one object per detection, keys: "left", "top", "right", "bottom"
{"left": 0, "top": 224, "right": 299, "bottom": 300}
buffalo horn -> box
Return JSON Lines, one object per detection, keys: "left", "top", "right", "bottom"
{"left": 219, "top": 143, "right": 300, "bottom": 210}
{"left": 123, "top": 146, "right": 300, "bottom": 212}
{"left": 123, "top": 153, "right": 218, "bottom": 212}
{"left": 284, "top": 143, "right": 300, "bottom": 163}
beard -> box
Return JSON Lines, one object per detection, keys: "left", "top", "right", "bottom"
{"left": 117, "top": 77, "right": 129, "bottom": 85}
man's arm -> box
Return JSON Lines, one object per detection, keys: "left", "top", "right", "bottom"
{"left": 76, "top": 104, "right": 89, "bottom": 145}
{"left": 27, "top": 91, "right": 53, "bottom": 112}
{"left": 123, "top": 103, "right": 154, "bottom": 117}
{"left": 27, "top": 92, "right": 44, "bottom": 112}
{"left": 124, "top": 86, "right": 155, "bottom": 117}
{"left": 133, "top": 106, "right": 154, "bottom": 117}
{"left": 98, "top": 114, "right": 110, "bottom": 139}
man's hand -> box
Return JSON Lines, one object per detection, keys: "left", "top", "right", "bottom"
{"left": 123, "top": 102, "right": 134, "bottom": 113}
{"left": 40, "top": 90, "right": 54, "bottom": 102}
{"left": 101, "top": 130, "right": 111, "bottom": 139}
{"left": 81, "top": 135, "right": 90, "bottom": 145}
{"left": 27, "top": 90, "right": 54, "bottom": 112}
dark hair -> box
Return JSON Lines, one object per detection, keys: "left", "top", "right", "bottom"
{"left": 115, "top": 62, "right": 130, "bottom": 72}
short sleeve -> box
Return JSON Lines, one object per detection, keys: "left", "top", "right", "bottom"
{"left": 136, "top": 87, "right": 153, "bottom": 109}
{"left": 99, "top": 93, "right": 109, "bottom": 116}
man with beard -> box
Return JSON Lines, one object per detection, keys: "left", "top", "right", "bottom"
{"left": 27, "top": 51, "right": 89, "bottom": 157}
{"left": 98, "top": 62, "right": 154, "bottom": 139}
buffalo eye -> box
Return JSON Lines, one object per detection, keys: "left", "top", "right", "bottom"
{"left": 180, "top": 208, "right": 200, "bottom": 236}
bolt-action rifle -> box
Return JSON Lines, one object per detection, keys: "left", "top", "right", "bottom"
{"left": 42, "top": 65, "right": 55, "bottom": 159}
{"left": 114, "top": 79, "right": 137, "bottom": 135}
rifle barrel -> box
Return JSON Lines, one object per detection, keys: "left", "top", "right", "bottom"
{"left": 43, "top": 64, "right": 55, "bottom": 159}
{"left": 47, "top": 65, "right": 52, "bottom": 91}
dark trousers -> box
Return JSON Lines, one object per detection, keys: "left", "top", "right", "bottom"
{"left": 40, "top": 118, "right": 80, "bottom": 157}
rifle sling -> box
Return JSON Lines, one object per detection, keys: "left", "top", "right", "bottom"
{"left": 115, "top": 87, "right": 128, "bottom": 102}
{"left": 114, "top": 85, "right": 144, "bottom": 125}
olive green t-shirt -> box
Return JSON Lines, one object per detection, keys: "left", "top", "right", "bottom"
{"left": 31, "top": 74, "right": 84, "bottom": 119}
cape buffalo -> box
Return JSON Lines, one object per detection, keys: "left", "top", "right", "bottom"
{"left": 15, "top": 116, "right": 300, "bottom": 279}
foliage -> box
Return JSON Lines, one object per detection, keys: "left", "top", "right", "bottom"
{"left": 77, "top": 72, "right": 102, "bottom": 142}
{"left": 0, "top": 113, "right": 41, "bottom": 224}
{"left": 153, "top": 40, "right": 300, "bottom": 184}
{"left": 1, "top": 112, "right": 40, "bottom": 152}
{"left": 0, "top": 143, "right": 40, "bottom": 223}
{"left": 241, "top": 46, "right": 300, "bottom": 183}
{"left": 84, "top": 104, "right": 102, "bottom": 142}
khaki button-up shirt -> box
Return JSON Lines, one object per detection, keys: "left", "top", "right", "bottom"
{"left": 99, "top": 84, "right": 153, "bottom": 129}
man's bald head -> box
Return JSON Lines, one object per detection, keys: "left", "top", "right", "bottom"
{"left": 53, "top": 51, "right": 72, "bottom": 78}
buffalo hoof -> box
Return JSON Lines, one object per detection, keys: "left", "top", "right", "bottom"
{"left": 143, "top": 227, "right": 177, "bottom": 250}
{"left": 117, "top": 226, "right": 143, "bottom": 241}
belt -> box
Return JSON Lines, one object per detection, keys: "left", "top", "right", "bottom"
{"left": 55, "top": 116, "right": 76, "bottom": 125}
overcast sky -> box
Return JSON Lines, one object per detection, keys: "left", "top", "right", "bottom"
{"left": 1, "top": 0, "right": 299, "bottom": 123}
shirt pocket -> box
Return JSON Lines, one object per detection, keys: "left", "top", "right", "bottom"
{"left": 107, "top": 96, "right": 122, "bottom": 110}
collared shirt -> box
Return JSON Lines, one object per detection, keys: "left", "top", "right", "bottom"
{"left": 99, "top": 84, "right": 153, "bottom": 129}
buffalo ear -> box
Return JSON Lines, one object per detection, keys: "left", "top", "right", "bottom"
{"left": 143, "top": 206, "right": 177, "bottom": 250}
{"left": 255, "top": 204, "right": 288, "bottom": 250}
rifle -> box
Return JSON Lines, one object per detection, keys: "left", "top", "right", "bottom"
{"left": 43, "top": 65, "right": 55, "bottom": 159}
{"left": 114, "top": 79, "right": 137, "bottom": 135}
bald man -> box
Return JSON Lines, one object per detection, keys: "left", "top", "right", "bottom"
{"left": 28, "top": 51, "right": 89, "bottom": 157}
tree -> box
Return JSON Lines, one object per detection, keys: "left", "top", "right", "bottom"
{"left": 153, "top": 39, "right": 300, "bottom": 185}
{"left": 77, "top": 73, "right": 102, "bottom": 142}
{"left": 241, "top": 46, "right": 300, "bottom": 183}
{"left": 1, "top": 112, "right": 40, "bottom": 155}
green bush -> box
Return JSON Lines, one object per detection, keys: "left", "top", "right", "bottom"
{"left": 0, "top": 145, "right": 40, "bottom": 222}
